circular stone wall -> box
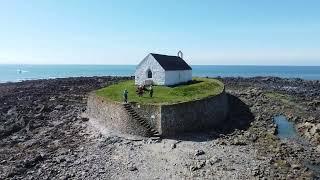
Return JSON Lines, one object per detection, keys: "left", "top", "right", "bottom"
{"left": 86, "top": 89, "right": 229, "bottom": 137}
{"left": 86, "top": 93, "right": 151, "bottom": 136}
{"left": 159, "top": 89, "right": 229, "bottom": 136}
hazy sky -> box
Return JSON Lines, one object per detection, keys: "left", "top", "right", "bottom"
{"left": 1, "top": 0, "right": 320, "bottom": 65}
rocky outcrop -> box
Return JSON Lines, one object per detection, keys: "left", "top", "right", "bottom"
{"left": 297, "top": 122, "right": 320, "bottom": 144}
{"left": 0, "top": 76, "right": 132, "bottom": 179}
{"left": 0, "top": 76, "right": 319, "bottom": 179}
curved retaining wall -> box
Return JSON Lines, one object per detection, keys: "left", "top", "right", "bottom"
{"left": 86, "top": 93, "right": 150, "bottom": 136}
{"left": 160, "top": 91, "right": 229, "bottom": 136}
{"left": 87, "top": 90, "right": 228, "bottom": 137}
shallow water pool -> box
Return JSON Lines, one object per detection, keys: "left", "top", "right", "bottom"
{"left": 274, "top": 116, "right": 320, "bottom": 178}
{"left": 273, "top": 115, "right": 298, "bottom": 140}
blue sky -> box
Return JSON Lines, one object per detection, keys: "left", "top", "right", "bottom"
{"left": 0, "top": 0, "right": 320, "bottom": 65}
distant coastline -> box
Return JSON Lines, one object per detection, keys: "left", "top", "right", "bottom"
{"left": 0, "top": 64, "right": 320, "bottom": 83}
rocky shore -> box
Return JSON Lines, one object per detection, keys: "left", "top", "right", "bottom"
{"left": 0, "top": 76, "right": 319, "bottom": 179}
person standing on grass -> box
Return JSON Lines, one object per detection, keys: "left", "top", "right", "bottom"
{"left": 137, "top": 85, "right": 143, "bottom": 97}
{"left": 123, "top": 89, "right": 128, "bottom": 103}
{"left": 149, "top": 85, "right": 153, "bottom": 97}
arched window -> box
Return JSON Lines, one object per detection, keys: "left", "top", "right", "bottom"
{"left": 147, "top": 69, "right": 152, "bottom": 78}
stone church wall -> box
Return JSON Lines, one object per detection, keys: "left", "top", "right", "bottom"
{"left": 165, "top": 70, "right": 192, "bottom": 86}
{"left": 135, "top": 54, "right": 165, "bottom": 85}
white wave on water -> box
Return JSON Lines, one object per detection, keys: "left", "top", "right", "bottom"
{"left": 17, "top": 69, "right": 29, "bottom": 74}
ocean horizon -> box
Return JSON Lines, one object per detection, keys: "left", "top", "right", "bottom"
{"left": 1, "top": 64, "right": 320, "bottom": 83}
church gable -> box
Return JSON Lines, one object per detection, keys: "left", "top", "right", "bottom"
{"left": 136, "top": 54, "right": 164, "bottom": 72}
{"left": 135, "top": 54, "right": 165, "bottom": 85}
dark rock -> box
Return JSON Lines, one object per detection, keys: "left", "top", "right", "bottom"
{"left": 194, "top": 150, "right": 205, "bottom": 156}
{"left": 291, "top": 164, "right": 301, "bottom": 170}
{"left": 189, "top": 165, "right": 197, "bottom": 171}
{"left": 81, "top": 117, "right": 89, "bottom": 122}
{"left": 249, "top": 134, "right": 258, "bottom": 142}
{"left": 7, "top": 106, "right": 17, "bottom": 116}
{"left": 252, "top": 167, "right": 260, "bottom": 176}
{"left": 7, "top": 167, "right": 27, "bottom": 178}
{"left": 231, "top": 138, "right": 247, "bottom": 146}
{"left": 206, "top": 157, "right": 221, "bottom": 165}
{"left": 23, "top": 153, "right": 46, "bottom": 168}
{"left": 171, "top": 143, "right": 176, "bottom": 149}
{"left": 55, "top": 105, "right": 64, "bottom": 110}
{"left": 189, "top": 161, "right": 206, "bottom": 171}
{"left": 128, "top": 165, "right": 138, "bottom": 171}
{"left": 0, "top": 160, "right": 7, "bottom": 164}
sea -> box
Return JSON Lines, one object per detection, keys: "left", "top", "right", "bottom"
{"left": 0, "top": 64, "right": 320, "bottom": 83}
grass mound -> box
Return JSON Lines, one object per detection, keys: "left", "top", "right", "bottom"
{"left": 96, "top": 77, "right": 224, "bottom": 104}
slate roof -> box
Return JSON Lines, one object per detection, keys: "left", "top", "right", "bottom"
{"left": 150, "top": 53, "right": 192, "bottom": 71}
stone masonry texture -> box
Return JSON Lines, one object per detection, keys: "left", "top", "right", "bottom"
{"left": 87, "top": 90, "right": 228, "bottom": 137}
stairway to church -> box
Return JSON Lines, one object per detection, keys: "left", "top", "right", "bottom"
{"left": 123, "top": 103, "right": 160, "bottom": 137}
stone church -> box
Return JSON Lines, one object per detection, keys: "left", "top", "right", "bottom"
{"left": 135, "top": 52, "right": 192, "bottom": 86}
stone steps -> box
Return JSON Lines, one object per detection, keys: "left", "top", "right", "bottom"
{"left": 123, "top": 103, "right": 160, "bottom": 137}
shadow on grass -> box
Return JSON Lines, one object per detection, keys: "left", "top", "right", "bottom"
{"left": 166, "top": 80, "right": 203, "bottom": 88}
{"left": 165, "top": 93, "right": 255, "bottom": 142}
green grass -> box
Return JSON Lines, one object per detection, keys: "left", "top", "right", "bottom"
{"left": 96, "top": 77, "right": 224, "bottom": 104}
{"left": 265, "top": 92, "right": 294, "bottom": 104}
{"left": 265, "top": 91, "right": 305, "bottom": 112}
{"left": 264, "top": 92, "right": 300, "bottom": 109}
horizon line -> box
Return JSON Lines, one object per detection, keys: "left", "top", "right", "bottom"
{"left": 0, "top": 63, "right": 320, "bottom": 67}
